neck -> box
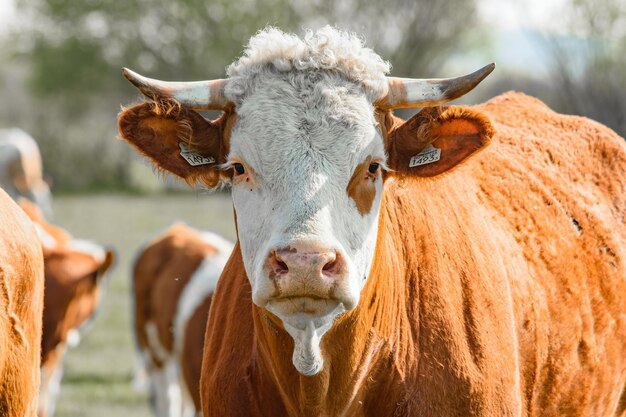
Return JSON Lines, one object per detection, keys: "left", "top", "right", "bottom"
{"left": 250, "top": 188, "right": 414, "bottom": 416}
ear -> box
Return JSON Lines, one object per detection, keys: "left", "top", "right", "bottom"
{"left": 96, "top": 249, "right": 115, "bottom": 282}
{"left": 45, "top": 247, "right": 114, "bottom": 286}
{"left": 385, "top": 106, "right": 494, "bottom": 177}
{"left": 118, "top": 99, "right": 233, "bottom": 188}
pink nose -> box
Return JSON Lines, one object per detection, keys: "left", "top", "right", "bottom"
{"left": 271, "top": 248, "right": 340, "bottom": 275}
{"left": 265, "top": 243, "right": 347, "bottom": 297}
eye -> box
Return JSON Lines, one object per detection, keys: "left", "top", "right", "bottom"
{"left": 233, "top": 163, "right": 245, "bottom": 175}
{"left": 368, "top": 162, "right": 380, "bottom": 174}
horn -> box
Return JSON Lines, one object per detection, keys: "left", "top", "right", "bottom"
{"left": 377, "top": 63, "right": 496, "bottom": 109}
{"left": 121, "top": 68, "right": 232, "bottom": 110}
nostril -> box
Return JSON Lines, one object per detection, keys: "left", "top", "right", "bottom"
{"left": 322, "top": 252, "right": 340, "bottom": 275}
{"left": 271, "top": 251, "right": 289, "bottom": 273}
{"left": 322, "top": 259, "right": 336, "bottom": 272}
{"left": 276, "top": 259, "right": 289, "bottom": 272}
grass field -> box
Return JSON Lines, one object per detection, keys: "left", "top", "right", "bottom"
{"left": 50, "top": 192, "right": 237, "bottom": 417}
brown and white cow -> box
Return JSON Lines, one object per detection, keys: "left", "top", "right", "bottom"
{"left": 19, "top": 201, "right": 115, "bottom": 417}
{"left": 0, "top": 188, "right": 45, "bottom": 417}
{"left": 118, "top": 27, "right": 626, "bottom": 417}
{"left": 0, "top": 129, "right": 52, "bottom": 218}
{"left": 132, "top": 223, "right": 232, "bottom": 417}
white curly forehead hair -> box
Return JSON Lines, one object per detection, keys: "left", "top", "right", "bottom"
{"left": 224, "top": 26, "right": 391, "bottom": 104}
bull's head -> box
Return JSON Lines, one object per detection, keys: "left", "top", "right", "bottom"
{"left": 118, "top": 27, "right": 494, "bottom": 375}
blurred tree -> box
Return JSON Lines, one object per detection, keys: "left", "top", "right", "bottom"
{"left": 16, "top": 0, "right": 300, "bottom": 112}
{"left": 8, "top": 0, "right": 300, "bottom": 190}
{"left": 3, "top": 0, "right": 482, "bottom": 191}
{"left": 544, "top": 0, "right": 626, "bottom": 136}
{"left": 293, "top": 0, "right": 483, "bottom": 77}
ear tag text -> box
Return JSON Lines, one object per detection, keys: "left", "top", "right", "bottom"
{"left": 409, "top": 144, "right": 441, "bottom": 168}
{"left": 179, "top": 143, "right": 215, "bottom": 166}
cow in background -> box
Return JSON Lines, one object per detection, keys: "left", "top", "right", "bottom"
{"left": 0, "top": 129, "right": 52, "bottom": 218}
{"left": 117, "top": 27, "right": 626, "bottom": 417}
{"left": 19, "top": 201, "right": 115, "bottom": 417}
{"left": 132, "top": 224, "right": 232, "bottom": 417}
{"left": 0, "top": 188, "right": 45, "bottom": 417}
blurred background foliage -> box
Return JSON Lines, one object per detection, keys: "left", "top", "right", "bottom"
{"left": 0, "top": 0, "right": 624, "bottom": 191}
{"left": 546, "top": 0, "right": 626, "bottom": 136}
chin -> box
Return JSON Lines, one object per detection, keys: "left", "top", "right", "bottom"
{"left": 269, "top": 299, "right": 346, "bottom": 330}
{"left": 267, "top": 297, "right": 343, "bottom": 317}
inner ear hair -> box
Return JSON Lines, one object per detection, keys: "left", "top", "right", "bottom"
{"left": 148, "top": 99, "right": 218, "bottom": 151}
{"left": 389, "top": 107, "right": 446, "bottom": 155}
{"left": 385, "top": 105, "right": 494, "bottom": 176}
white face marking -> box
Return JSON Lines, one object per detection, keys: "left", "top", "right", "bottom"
{"left": 227, "top": 72, "right": 385, "bottom": 373}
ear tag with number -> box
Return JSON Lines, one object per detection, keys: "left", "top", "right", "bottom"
{"left": 179, "top": 143, "right": 215, "bottom": 166}
{"left": 409, "top": 144, "right": 441, "bottom": 168}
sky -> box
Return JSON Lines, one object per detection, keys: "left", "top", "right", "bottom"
{"left": 0, "top": 0, "right": 15, "bottom": 31}
{"left": 477, "top": 0, "right": 568, "bottom": 33}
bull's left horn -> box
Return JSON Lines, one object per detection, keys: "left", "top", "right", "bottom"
{"left": 377, "top": 63, "right": 495, "bottom": 109}
{"left": 121, "top": 68, "right": 232, "bottom": 110}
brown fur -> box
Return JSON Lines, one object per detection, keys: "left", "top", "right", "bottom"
{"left": 116, "top": 90, "right": 626, "bottom": 416}
{"left": 181, "top": 293, "right": 213, "bottom": 410}
{"left": 0, "top": 189, "right": 45, "bottom": 417}
{"left": 132, "top": 224, "right": 231, "bottom": 416}
{"left": 40, "top": 250, "right": 113, "bottom": 365}
{"left": 346, "top": 158, "right": 378, "bottom": 215}
{"left": 386, "top": 105, "right": 494, "bottom": 176}
{"left": 118, "top": 99, "right": 235, "bottom": 188}
{"left": 198, "top": 92, "right": 626, "bottom": 417}
{"left": 19, "top": 201, "right": 114, "bottom": 366}
{"left": 19, "top": 200, "right": 114, "bottom": 417}
{"left": 133, "top": 223, "right": 217, "bottom": 365}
